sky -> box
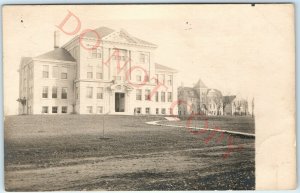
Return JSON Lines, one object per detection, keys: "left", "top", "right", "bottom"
{"left": 3, "top": 4, "right": 294, "bottom": 115}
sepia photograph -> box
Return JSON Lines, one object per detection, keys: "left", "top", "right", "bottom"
{"left": 2, "top": 4, "right": 296, "bottom": 191}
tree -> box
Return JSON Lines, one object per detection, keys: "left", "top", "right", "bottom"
{"left": 211, "top": 94, "right": 223, "bottom": 115}
{"left": 17, "top": 97, "right": 27, "bottom": 115}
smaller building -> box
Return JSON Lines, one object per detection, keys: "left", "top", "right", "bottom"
{"left": 177, "top": 87, "right": 199, "bottom": 115}
{"left": 178, "top": 79, "right": 249, "bottom": 116}
{"left": 206, "top": 89, "right": 223, "bottom": 116}
{"left": 178, "top": 79, "right": 223, "bottom": 116}
{"left": 232, "top": 97, "right": 249, "bottom": 116}
{"left": 223, "top": 95, "right": 236, "bottom": 116}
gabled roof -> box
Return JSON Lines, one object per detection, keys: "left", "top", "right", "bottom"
{"left": 21, "top": 57, "right": 32, "bottom": 64}
{"left": 178, "top": 87, "right": 199, "bottom": 98}
{"left": 84, "top": 27, "right": 115, "bottom": 39}
{"left": 155, "top": 63, "right": 178, "bottom": 73}
{"left": 82, "top": 27, "right": 157, "bottom": 47}
{"left": 194, "top": 79, "right": 207, "bottom": 88}
{"left": 207, "top": 89, "right": 223, "bottom": 97}
{"left": 36, "top": 48, "right": 76, "bottom": 62}
{"left": 223, "top": 95, "right": 236, "bottom": 104}
{"left": 128, "top": 34, "right": 157, "bottom": 47}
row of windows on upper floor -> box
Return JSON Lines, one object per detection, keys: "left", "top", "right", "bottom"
{"left": 41, "top": 86, "right": 173, "bottom": 103}
{"left": 42, "top": 65, "right": 68, "bottom": 79}
{"left": 24, "top": 51, "right": 150, "bottom": 81}
{"left": 86, "top": 48, "right": 150, "bottom": 65}
{"left": 41, "top": 64, "right": 173, "bottom": 86}
{"left": 41, "top": 86, "right": 105, "bottom": 100}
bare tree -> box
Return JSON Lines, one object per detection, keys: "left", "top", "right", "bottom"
{"left": 212, "top": 95, "right": 222, "bottom": 115}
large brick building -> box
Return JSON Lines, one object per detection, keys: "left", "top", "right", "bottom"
{"left": 19, "top": 27, "right": 178, "bottom": 115}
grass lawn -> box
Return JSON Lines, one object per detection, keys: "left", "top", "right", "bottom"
{"left": 4, "top": 115, "right": 255, "bottom": 191}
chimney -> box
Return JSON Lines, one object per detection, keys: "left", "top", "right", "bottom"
{"left": 54, "top": 30, "right": 60, "bottom": 49}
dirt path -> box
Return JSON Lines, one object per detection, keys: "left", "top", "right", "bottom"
{"left": 6, "top": 144, "right": 254, "bottom": 191}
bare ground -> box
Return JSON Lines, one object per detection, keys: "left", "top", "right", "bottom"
{"left": 4, "top": 115, "right": 255, "bottom": 191}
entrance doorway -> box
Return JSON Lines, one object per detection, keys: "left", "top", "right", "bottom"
{"left": 115, "top": 93, "right": 125, "bottom": 112}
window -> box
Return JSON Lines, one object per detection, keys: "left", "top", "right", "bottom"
{"left": 158, "top": 74, "right": 165, "bottom": 84}
{"left": 62, "top": 106, "right": 68, "bottom": 113}
{"left": 140, "top": 53, "right": 145, "bottom": 63}
{"left": 140, "top": 53, "right": 149, "bottom": 64}
{"left": 96, "top": 66, "right": 103, "bottom": 79}
{"left": 42, "top": 106, "right": 48, "bottom": 113}
{"left": 87, "top": 66, "right": 93, "bottom": 79}
{"left": 136, "top": 89, "right": 142, "bottom": 100}
{"left": 61, "top": 87, "right": 67, "bottom": 99}
{"left": 87, "top": 106, "right": 93, "bottom": 114}
{"left": 97, "top": 87, "right": 103, "bottom": 99}
{"left": 155, "top": 74, "right": 159, "bottom": 84}
{"left": 42, "top": 86, "right": 48, "bottom": 98}
{"left": 61, "top": 67, "right": 67, "bottom": 79}
{"left": 52, "top": 87, "right": 57, "bottom": 98}
{"left": 155, "top": 92, "right": 159, "bottom": 102}
{"left": 161, "top": 92, "right": 165, "bottom": 102}
{"left": 97, "top": 106, "right": 103, "bottom": 114}
{"left": 96, "top": 72, "right": 103, "bottom": 79}
{"left": 145, "top": 89, "right": 151, "bottom": 100}
{"left": 156, "top": 108, "right": 159, "bottom": 114}
{"left": 52, "top": 66, "right": 58, "bottom": 78}
{"left": 86, "top": 87, "right": 93, "bottom": 98}
{"left": 91, "top": 49, "right": 101, "bottom": 58}
{"left": 113, "top": 49, "right": 127, "bottom": 61}
{"left": 52, "top": 106, "right": 58, "bottom": 113}
{"left": 161, "top": 108, "right": 166, "bottom": 114}
{"left": 145, "top": 108, "right": 150, "bottom": 114}
{"left": 167, "top": 75, "right": 172, "bottom": 85}
{"left": 42, "top": 65, "right": 49, "bottom": 78}
{"left": 169, "top": 108, "right": 173, "bottom": 115}
{"left": 136, "top": 70, "right": 142, "bottom": 82}
{"left": 136, "top": 107, "right": 141, "bottom": 114}
{"left": 168, "top": 92, "right": 172, "bottom": 102}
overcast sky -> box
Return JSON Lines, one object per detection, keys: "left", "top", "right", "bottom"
{"left": 3, "top": 4, "right": 293, "bottom": 115}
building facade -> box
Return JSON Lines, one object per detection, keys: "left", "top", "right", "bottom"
{"left": 178, "top": 79, "right": 223, "bottom": 116}
{"left": 19, "top": 27, "right": 178, "bottom": 115}
{"left": 178, "top": 79, "right": 249, "bottom": 116}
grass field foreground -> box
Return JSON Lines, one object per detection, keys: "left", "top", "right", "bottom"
{"left": 5, "top": 115, "right": 255, "bottom": 191}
